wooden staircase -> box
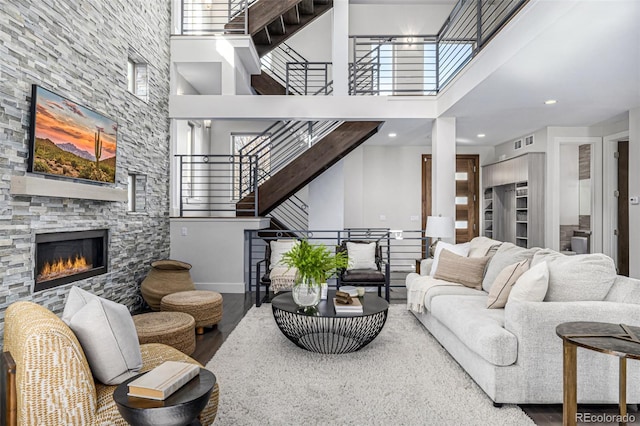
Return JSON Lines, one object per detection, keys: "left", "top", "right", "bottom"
{"left": 228, "top": 0, "right": 333, "bottom": 58}
{"left": 237, "top": 121, "right": 382, "bottom": 216}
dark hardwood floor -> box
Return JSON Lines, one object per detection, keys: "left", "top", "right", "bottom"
{"left": 195, "top": 292, "right": 638, "bottom": 425}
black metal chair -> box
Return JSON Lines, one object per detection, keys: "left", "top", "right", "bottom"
{"left": 337, "top": 240, "right": 390, "bottom": 301}
{"left": 255, "top": 239, "right": 298, "bottom": 307}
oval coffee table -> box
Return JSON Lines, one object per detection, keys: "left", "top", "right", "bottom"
{"left": 271, "top": 291, "right": 389, "bottom": 354}
{"left": 114, "top": 367, "right": 215, "bottom": 426}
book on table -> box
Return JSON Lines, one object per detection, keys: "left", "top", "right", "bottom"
{"left": 333, "top": 297, "right": 363, "bottom": 314}
{"left": 127, "top": 361, "right": 200, "bottom": 400}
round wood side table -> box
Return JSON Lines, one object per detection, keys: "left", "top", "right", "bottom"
{"left": 556, "top": 322, "right": 640, "bottom": 426}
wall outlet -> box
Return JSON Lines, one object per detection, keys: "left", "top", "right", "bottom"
{"left": 410, "top": 215, "right": 420, "bottom": 221}
{"left": 379, "top": 214, "right": 387, "bottom": 221}
{"left": 181, "top": 227, "right": 188, "bottom": 236}
{"left": 630, "top": 196, "right": 640, "bottom": 205}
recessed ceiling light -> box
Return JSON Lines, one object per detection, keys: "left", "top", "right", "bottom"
{"left": 544, "top": 99, "right": 557, "bottom": 105}
{"left": 388, "top": 132, "right": 397, "bottom": 138}
{"left": 477, "top": 134, "right": 486, "bottom": 138}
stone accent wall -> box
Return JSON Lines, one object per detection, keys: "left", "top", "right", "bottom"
{"left": 0, "top": 0, "right": 171, "bottom": 339}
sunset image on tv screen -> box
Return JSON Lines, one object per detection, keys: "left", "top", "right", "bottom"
{"left": 31, "top": 86, "right": 117, "bottom": 183}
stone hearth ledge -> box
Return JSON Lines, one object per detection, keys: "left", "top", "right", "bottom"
{"left": 10, "top": 175, "right": 127, "bottom": 202}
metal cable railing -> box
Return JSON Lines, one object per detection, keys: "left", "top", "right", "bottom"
{"left": 175, "top": 154, "right": 258, "bottom": 216}
{"left": 245, "top": 228, "right": 431, "bottom": 295}
{"left": 347, "top": 0, "right": 527, "bottom": 95}
{"left": 180, "top": 0, "right": 252, "bottom": 35}
{"left": 238, "top": 120, "right": 342, "bottom": 189}
{"left": 286, "top": 62, "right": 333, "bottom": 95}
{"left": 268, "top": 195, "right": 309, "bottom": 231}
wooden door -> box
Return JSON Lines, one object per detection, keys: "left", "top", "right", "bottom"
{"left": 422, "top": 154, "right": 480, "bottom": 245}
{"left": 617, "top": 140, "right": 629, "bottom": 276}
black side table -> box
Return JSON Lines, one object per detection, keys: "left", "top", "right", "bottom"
{"left": 114, "top": 368, "right": 215, "bottom": 426}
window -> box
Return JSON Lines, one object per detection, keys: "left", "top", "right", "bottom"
{"left": 127, "top": 54, "right": 148, "bottom": 100}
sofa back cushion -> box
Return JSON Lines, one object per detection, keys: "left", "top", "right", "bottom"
{"left": 605, "top": 275, "right": 640, "bottom": 304}
{"left": 434, "top": 249, "right": 490, "bottom": 290}
{"left": 468, "top": 236, "right": 502, "bottom": 258}
{"left": 482, "top": 242, "right": 539, "bottom": 293}
{"left": 531, "top": 250, "right": 617, "bottom": 302}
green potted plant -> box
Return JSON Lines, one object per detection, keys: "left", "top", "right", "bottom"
{"left": 281, "top": 239, "right": 348, "bottom": 309}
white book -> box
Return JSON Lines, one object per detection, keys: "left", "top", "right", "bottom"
{"left": 127, "top": 361, "right": 200, "bottom": 400}
{"left": 333, "top": 297, "right": 363, "bottom": 314}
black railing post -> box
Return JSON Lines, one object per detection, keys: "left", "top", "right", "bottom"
{"left": 435, "top": 40, "right": 440, "bottom": 92}
{"left": 178, "top": 155, "right": 184, "bottom": 215}
{"left": 252, "top": 155, "right": 258, "bottom": 216}
{"left": 181, "top": 0, "right": 185, "bottom": 34}
{"left": 286, "top": 63, "right": 290, "bottom": 95}
{"left": 304, "top": 62, "right": 309, "bottom": 95}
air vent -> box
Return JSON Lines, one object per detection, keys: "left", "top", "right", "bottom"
{"left": 525, "top": 135, "right": 534, "bottom": 146}
{"left": 514, "top": 139, "right": 523, "bottom": 150}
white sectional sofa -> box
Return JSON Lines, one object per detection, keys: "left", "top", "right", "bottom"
{"left": 405, "top": 238, "right": 640, "bottom": 405}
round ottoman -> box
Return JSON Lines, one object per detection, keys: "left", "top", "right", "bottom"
{"left": 141, "top": 259, "right": 195, "bottom": 311}
{"left": 161, "top": 290, "right": 223, "bottom": 335}
{"left": 133, "top": 311, "right": 196, "bottom": 355}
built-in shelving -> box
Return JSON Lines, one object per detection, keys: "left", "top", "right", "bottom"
{"left": 481, "top": 153, "right": 544, "bottom": 248}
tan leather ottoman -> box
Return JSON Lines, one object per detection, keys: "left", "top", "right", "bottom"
{"left": 161, "top": 290, "right": 223, "bottom": 335}
{"left": 133, "top": 311, "right": 196, "bottom": 355}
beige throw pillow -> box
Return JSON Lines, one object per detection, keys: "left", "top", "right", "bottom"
{"left": 433, "top": 249, "right": 490, "bottom": 290}
{"left": 430, "top": 241, "right": 470, "bottom": 276}
{"left": 508, "top": 261, "right": 549, "bottom": 303}
{"left": 486, "top": 259, "right": 529, "bottom": 309}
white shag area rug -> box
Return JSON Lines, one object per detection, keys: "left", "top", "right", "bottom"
{"left": 206, "top": 305, "right": 534, "bottom": 426}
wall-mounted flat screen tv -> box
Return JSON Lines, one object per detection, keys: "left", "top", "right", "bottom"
{"left": 28, "top": 85, "right": 117, "bottom": 185}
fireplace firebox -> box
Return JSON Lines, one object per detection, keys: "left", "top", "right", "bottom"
{"left": 34, "top": 229, "right": 108, "bottom": 292}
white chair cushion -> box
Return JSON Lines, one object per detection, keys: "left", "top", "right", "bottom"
{"left": 346, "top": 242, "right": 377, "bottom": 270}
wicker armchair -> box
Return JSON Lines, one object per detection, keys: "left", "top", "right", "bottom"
{"left": 1, "top": 301, "right": 218, "bottom": 426}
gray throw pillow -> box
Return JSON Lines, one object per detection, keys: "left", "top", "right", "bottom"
{"left": 63, "top": 286, "right": 142, "bottom": 385}
{"left": 482, "top": 242, "right": 540, "bottom": 293}
{"left": 531, "top": 250, "right": 617, "bottom": 302}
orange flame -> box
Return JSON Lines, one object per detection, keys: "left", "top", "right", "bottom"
{"left": 38, "top": 255, "right": 92, "bottom": 282}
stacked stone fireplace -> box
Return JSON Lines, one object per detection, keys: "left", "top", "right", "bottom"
{"left": 34, "top": 230, "right": 108, "bottom": 293}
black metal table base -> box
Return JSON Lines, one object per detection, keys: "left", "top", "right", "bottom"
{"left": 272, "top": 307, "right": 388, "bottom": 354}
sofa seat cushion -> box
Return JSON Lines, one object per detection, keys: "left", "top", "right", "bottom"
{"left": 430, "top": 295, "right": 518, "bottom": 366}
{"left": 406, "top": 275, "right": 485, "bottom": 312}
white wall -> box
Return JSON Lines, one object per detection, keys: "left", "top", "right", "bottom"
{"left": 349, "top": 4, "right": 454, "bottom": 35}
{"left": 170, "top": 217, "right": 270, "bottom": 292}
{"left": 559, "top": 144, "right": 579, "bottom": 225}
{"left": 308, "top": 160, "right": 345, "bottom": 230}
{"left": 285, "top": 12, "right": 333, "bottom": 62}
{"left": 209, "top": 119, "right": 276, "bottom": 154}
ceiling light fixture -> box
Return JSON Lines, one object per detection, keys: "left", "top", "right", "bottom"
{"left": 477, "top": 134, "right": 486, "bottom": 138}
{"left": 388, "top": 132, "right": 397, "bottom": 138}
{"left": 544, "top": 99, "right": 557, "bottom": 105}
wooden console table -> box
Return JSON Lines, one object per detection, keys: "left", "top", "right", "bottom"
{"left": 556, "top": 322, "right": 640, "bottom": 426}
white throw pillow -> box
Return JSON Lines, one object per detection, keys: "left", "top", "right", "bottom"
{"left": 62, "top": 286, "right": 142, "bottom": 385}
{"left": 508, "top": 261, "right": 549, "bottom": 303}
{"left": 430, "top": 241, "right": 470, "bottom": 276}
{"left": 269, "top": 240, "right": 298, "bottom": 270}
{"left": 347, "top": 242, "right": 377, "bottom": 270}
